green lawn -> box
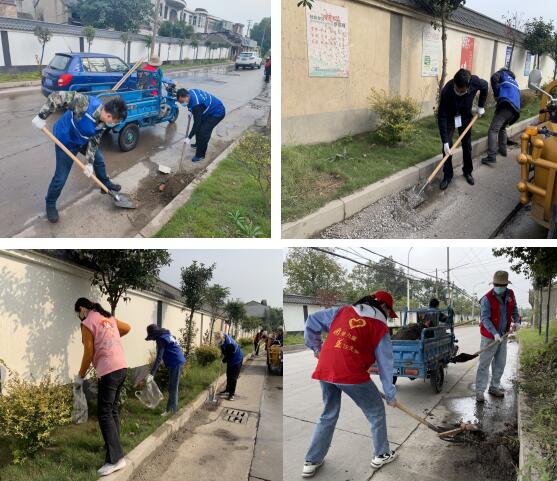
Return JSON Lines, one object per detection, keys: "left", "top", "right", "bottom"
{"left": 517, "top": 320, "right": 557, "bottom": 479}
{"left": 0, "top": 70, "right": 42, "bottom": 83}
{"left": 155, "top": 141, "right": 271, "bottom": 238}
{"left": 284, "top": 333, "right": 305, "bottom": 345}
{"left": 282, "top": 101, "right": 540, "bottom": 222}
{"left": 0, "top": 347, "right": 252, "bottom": 481}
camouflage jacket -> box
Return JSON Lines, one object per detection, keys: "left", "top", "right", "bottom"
{"left": 38, "top": 91, "right": 106, "bottom": 164}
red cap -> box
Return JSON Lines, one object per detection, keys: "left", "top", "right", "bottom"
{"left": 373, "top": 290, "right": 398, "bottom": 318}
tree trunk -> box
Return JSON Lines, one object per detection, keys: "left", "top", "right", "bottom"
{"left": 209, "top": 317, "right": 215, "bottom": 344}
{"left": 186, "top": 309, "right": 195, "bottom": 357}
{"left": 40, "top": 44, "right": 45, "bottom": 65}
{"left": 546, "top": 277, "right": 552, "bottom": 344}
{"left": 539, "top": 285, "right": 543, "bottom": 335}
{"left": 439, "top": 11, "right": 448, "bottom": 97}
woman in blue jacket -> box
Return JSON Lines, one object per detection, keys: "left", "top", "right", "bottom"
{"left": 215, "top": 331, "right": 243, "bottom": 401}
{"left": 145, "top": 324, "right": 186, "bottom": 416}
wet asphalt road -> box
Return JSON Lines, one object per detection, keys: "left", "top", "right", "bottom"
{"left": 0, "top": 66, "right": 265, "bottom": 237}
{"left": 284, "top": 325, "right": 519, "bottom": 480}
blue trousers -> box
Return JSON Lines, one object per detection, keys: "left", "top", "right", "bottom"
{"left": 305, "top": 380, "right": 390, "bottom": 462}
{"left": 45, "top": 145, "right": 111, "bottom": 207}
{"left": 166, "top": 365, "right": 183, "bottom": 413}
{"left": 475, "top": 335, "right": 507, "bottom": 392}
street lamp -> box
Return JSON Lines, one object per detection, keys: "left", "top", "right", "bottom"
{"left": 407, "top": 247, "right": 413, "bottom": 323}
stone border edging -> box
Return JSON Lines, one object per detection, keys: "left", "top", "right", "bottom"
{"left": 281, "top": 116, "right": 537, "bottom": 239}
{"left": 99, "top": 353, "right": 254, "bottom": 481}
{"left": 136, "top": 137, "right": 242, "bottom": 238}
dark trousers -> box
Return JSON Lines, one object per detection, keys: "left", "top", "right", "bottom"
{"left": 225, "top": 362, "right": 242, "bottom": 396}
{"left": 46, "top": 146, "right": 111, "bottom": 207}
{"left": 98, "top": 368, "right": 127, "bottom": 464}
{"left": 487, "top": 104, "right": 517, "bottom": 160}
{"left": 254, "top": 340, "right": 260, "bottom": 355}
{"left": 442, "top": 121, "right": 473, "bottom": 178}
{"left": 195, "top": 114, "right": 225, "bottom": 158}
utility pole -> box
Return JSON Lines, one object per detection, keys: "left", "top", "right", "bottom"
{"left": 247, "top": 19, "right": 253, "bottom": 37}
{"left": 151, "top": 0, "right": 162, "bottom": 58}
{"left": 435, "top": 268, "right": 438, "bottom": 298}
{"left": 446, "top": 247, "right": 451, "bottom": 305}
{"left": 407, "top": 247, "right": 413, "bottom": 322}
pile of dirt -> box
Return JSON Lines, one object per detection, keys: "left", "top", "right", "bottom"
{"left": 453, "top": 423, "right": 519, "bottom": 481}
{"left": 319, "top": 186, "right": 440, "bottom": 239}
{"left": 392, "top": 324, "right": 423, "bottom": 340}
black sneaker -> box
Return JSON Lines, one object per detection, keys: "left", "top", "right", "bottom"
{"left": 481, "top": 156, "right": 496, "bottom": 165}
{"left": 100, "top": 183, "right": 121, "bottom": 194}
{"left": 218, "top": 390, "right": 229, "bottom": 397}
{"left": 497, "top": 149, "right": 507, "bottom": 157}
{"left": 440, "top": 177, "right": 452, "bottom": 190}
{"left": 464, "top": 173, "right": 475, "bottom": 185}
{"left": 46, "top": 205, "right": 59, "bottom": 223}
{"left": 227, "top": 395, "right": 235, "bottom": 401}
{"left": 507, "top": 139, "right": 518, "bottom": 146}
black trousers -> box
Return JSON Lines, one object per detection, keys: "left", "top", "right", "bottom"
{"left": 195, "top": 114, "right": 225, "bottom": 158}
{"left": 254, "top": 340, "right": 260, "bottom": 355}
{"left": 98, "top": 368, "right": 127, "bottom": 464}
{"left": 442, "top": 121, "right": 473, "bottom": 178}
{"left": 225, "top": 362, "right": 242, "bottom": 396}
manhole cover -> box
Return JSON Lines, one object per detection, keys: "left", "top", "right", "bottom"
{"left": 222, "top": 408, "right": 249, "bottom": 424}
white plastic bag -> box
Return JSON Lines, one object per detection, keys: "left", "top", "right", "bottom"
{"left": 72, "top": 384, "right": 88, "bottom": 424}
{"left": 135, "top": 378, "right": 163, "bottom": 409}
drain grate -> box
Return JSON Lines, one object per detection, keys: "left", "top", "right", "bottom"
{"left": 222, "top": 408, "right": 249, "bottom": 424}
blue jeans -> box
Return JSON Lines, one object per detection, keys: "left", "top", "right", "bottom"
{"left": 166, "top": 365, "right": 183, "bottom": 413}
{"left": 305, "top": 380, "right": 390, "bottom": 462}
{"left": 45, "top": 145, "right": 111, "bottom": 207}
{"left": 475, "top": 335, "right": 507, "bottom": 392}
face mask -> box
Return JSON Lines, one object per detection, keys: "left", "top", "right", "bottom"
{"left": 105, "top": 122, "right": 117, "bottom": 128}
{"left": 77, "top": 311, "right": 86, "bottom": 321}
{"left": 454, "top": 87, "right": 468, "bottom": 97}
{"left": 493, "top": 286, "right": 507, "bottom": 295}
{"left": 181, "top": 102, "right": 188, "bottom": 108}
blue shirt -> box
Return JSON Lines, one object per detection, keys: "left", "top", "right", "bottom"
{"left": 304, "top": 305, "right": 396, "bottom": 402}
{"left": 480, "top": 290, "right": 520, "bottom": 337}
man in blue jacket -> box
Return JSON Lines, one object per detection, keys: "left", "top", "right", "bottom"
{"left": 215, "top": 331, "right": 243, "bottom": 401}
{"left": 481, "top": 68, "right": 521, "bottom": 166}
{"left": 177, "top": 88, "right": 226, "bottom": 162}
{"left": 145, "top": 324, "right": 186, "bottom": 416}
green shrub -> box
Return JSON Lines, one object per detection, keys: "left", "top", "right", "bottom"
{"left": 195, "top": 344, "right": 221, "bottom": 366}
{"left": 369, "top": 88, "right": 421, "bottom": 144}
{"left": 521, "top": 90, "right": 538, "bottom": 108}
{"left": 0, "top": 360, "right": 72, "bottom": 464}
{"left": 237, "top": 336, "right": 254, "bottom": 348}
{"left": 234, "top": 131, "right": 271, "bottom": 198}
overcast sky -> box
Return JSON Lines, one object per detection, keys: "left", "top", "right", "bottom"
{"left": 465, "top": 0, "right": 557, "bottom": 26}
{"left": 284, "top": 247, "right": 534, "bottom": 308}
{"left": 187, "top": 0, "right": 270, "bottom": 29}
{"left": 159, "top": 250, "right": 282, "bottom": 307}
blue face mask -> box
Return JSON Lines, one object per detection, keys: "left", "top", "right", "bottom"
{"left": 493, "top": 286, "right": 507, "bottom": 295}
{"left": 106, "top": 122, "right": 117, "bottom": 128}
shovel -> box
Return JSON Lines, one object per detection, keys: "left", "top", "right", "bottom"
{"left": 177, "top": 112, "right": 193, "bottom": 174}
{"left": 205, "top": 361, "right": 224, "bottom": 408}
{"left": 41, "top": 127, "right": 136, "bottom": 209}
{"left": 409, "top": 114, "right": 479, "bottom": 208}
{"left": 450, "top": 332, "right": 509, "bottom": 363}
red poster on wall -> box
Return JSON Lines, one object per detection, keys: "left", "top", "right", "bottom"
{"left": 460, "top": 36, "right": 475, "bottom": 70}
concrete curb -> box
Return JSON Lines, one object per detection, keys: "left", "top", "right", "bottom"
{"left": 136, "top": 137, "right": 242, "bottom": 238}
{"left": 281, "top": 116, "right": 537, "bottom": 239}
{"left": 517, "top": 339, "right": 543, "bottom": 481}
{"left": 100, "top": 353, "right": 254, "bottom": 481}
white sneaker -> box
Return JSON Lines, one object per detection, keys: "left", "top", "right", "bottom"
{"left": 302, "top": 460, "right": 324, "bottom": 477}
{"left": 97, "top": 458, "right": 126, "bottom": 476}
{"left": 161, "top": 411, "right": 170, "bottom": 417}
{"left": 370, "top": 450, "right": 397, "bottom": 469}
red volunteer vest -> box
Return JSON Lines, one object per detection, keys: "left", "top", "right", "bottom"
{"left": 312, "top": 305, "right": 389, "bottom": 384}
{"left": 480, "top": 288, "right": 515, "bottom": 339}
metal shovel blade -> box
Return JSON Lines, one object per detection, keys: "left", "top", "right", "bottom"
{"left": 109, "top": 191, "right": 136, "bottom": 209}
{"left": 449, "top": 352, "right": 479, "bottom": 363}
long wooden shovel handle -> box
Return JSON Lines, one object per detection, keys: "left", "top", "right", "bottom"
{"left": 41, "top": 127, "right": 110, "bottom": 194}
{"left": 426, "top": 114, "right": 479, "bottom": 184}
{"left": 111, "top": 56, "right": 146, "bottom": 92}
{"left": 473, "top": 332, "right": 510, "bottom": 356}
{"left": 379, "top": 391, "right": 439, "bottom": 432}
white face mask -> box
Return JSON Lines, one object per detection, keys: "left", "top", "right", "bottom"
{"left": 454, "top": 86, "right": 468, "bottom": 97}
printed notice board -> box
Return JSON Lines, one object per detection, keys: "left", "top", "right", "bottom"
{"left": 422, "top": 26, "right": 441, "bottom": 77}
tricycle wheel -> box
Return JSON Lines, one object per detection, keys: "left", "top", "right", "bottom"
{"left": 392, "top": 376, "right": 397, "bottom": 385}
{"left": 118, "top": 123, "right": 140, "bottom": 152}
{"left": 430, "top": 364, "right": 444, "bottom": 393}
{"left": 168, "top": 107, "right": 179, "bottom": 124}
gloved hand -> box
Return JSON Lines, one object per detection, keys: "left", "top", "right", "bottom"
{"left": 184, "top": 137, "right": 191, "bottom": 145}
{"left": 477, "top": 107, "right": 485, "bottom": 118}
{"left": 493, "top": 333, "right": 502, "bottom": 343}
{"left": 145, "top": 374, "right": 154, "bottom": 383}
{"left": 74, "top": 375, "right": 84, "bottom": 387}
{"left": 83, "top": 163, "right": 94, "bottom": 178}
{"left": 32, "top": 115, "right": 46, "bottom": 130}
{"left": 386, "top": 398, "right": 397, "bottom": 407}
{"left": 443, "top": 143, "right": 452, "bottom": 156}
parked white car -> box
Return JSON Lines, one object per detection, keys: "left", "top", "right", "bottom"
{"left": 235, "top": 51, "right": 262, "bottom": 70}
